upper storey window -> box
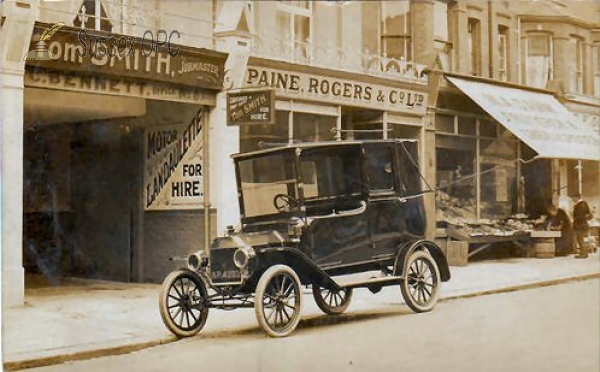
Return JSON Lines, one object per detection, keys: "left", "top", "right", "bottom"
{"left": 73, "top": 0, "right": 112, "bottom": 32}
{"left": 569, "top": 37, "right": 585, "bottom": 94}
{"left": 277, "top": 0, "right": 312, "bottom": 61}
{"left": 381, "top": 1, "right": 411, "bottom": 61}
{"left": 498, "top": 26, "right": 509, "bottom": 81}
{"left": 468, "top": 18, "right": 481, "bottom": 76}
{"left": 526, "top": 33, "right": 553, "bottom": 89}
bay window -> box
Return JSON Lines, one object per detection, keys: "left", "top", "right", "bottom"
{"left": 569, "top": 37, "right": 585, "bottom": 94}
{"left": 526, "top": 33, "right": 553, "bottom": 88}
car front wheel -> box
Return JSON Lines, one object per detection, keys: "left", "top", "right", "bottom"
{"left": 159, "top": 269, "right": 209, "bottom": 338}
{"left": 400, "top": 250, "right": 441, "bottom": 313}
{"left": 255, "top": 265, "right": 302, "bottom": 337}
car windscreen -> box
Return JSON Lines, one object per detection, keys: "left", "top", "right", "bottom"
{"left": 237, "top": 152, "right": 298, "bottom": 218}
{"left": 299, "top": 147, "right": 363, "bottom": 201}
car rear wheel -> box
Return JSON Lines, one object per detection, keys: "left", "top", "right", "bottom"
{"left": 400, "top": 250, "right": 441, "bottom": 313}
{"left": 255, "top": 265, "right": 302, "bottom": 337}
{"left": 159, "top": 269, "right": 209, "bottom": 337}
{"left": 312, "top": 285, "right": 353, "bottom": 315}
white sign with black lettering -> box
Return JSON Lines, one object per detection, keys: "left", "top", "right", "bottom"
{"left": 144, "top": 108, "right": 205, "bottom": 210}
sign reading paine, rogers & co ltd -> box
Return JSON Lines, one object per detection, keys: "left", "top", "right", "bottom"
{"left": 244, "top": 67, "right": 428, "bottom": 115}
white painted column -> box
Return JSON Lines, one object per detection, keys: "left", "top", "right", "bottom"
{"left": 0, "top": 0, "right": 36, "bottom": 308}
{"left": 209, "top": 94, "right": 241, "bottom": 235}
{"left": 213, "top": 22, "right": 251, "bottom": 234}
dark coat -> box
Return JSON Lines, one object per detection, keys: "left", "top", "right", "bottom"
{"left": 573, "top": 200, "right": 591, "bottom": 231}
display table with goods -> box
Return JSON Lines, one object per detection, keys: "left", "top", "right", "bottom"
{"left": 436, "top": 191, "right": 537, "bottom": 264}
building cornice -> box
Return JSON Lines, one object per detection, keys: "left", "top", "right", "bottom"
{"left": 247, "top": 56, "right": 430, "bottom": 92}
{"left": 519, "top": 15, "right": 598, "bottom": 30}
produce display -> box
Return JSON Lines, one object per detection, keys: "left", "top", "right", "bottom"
{"left": 436, "top": 190, "right": 535, "bottom": 238}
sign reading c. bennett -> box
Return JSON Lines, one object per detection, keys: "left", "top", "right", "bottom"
{"left": 227, "top": 89, "right": 275, "bottom": 125}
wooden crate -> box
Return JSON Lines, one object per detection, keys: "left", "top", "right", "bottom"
{"left": 435, "top": 238, "right": 448, "bottom": 256}
{"left": 446, "top": 241, "right": 468, "bottom": 266}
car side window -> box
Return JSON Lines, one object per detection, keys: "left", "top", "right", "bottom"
{"left": 397, "top": 141, "right": 422, "bottom": 195}
{"left": 364, "top": 145, "right": 395, "bottom": 193}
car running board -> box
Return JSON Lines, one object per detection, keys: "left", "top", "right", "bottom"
{"left": 338, "top": 276, "right": 404, "bottom": 289}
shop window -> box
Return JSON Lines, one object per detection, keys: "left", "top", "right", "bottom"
{"left": 352, "top": 123, "right": 384, "bottom": 140}
{"left": 364, "top": 144, "right": 395, "bottom": 192}
{"left": 277, "top": 1, "right": 312, "bottom": 62}
{"left": 569, "top": 37, "right": 585, "bottom": 94}
{"left": 293, "top": 113, "right": 336, "bottom": 143}
{"left": 240, "top": 111, "right": 290, "bottom": 152}
{"left": 392, "top": 124, "right": 421, "bottom": 140}
{"left": 73, "top": 0, "right": 112, "bottom": 32}
{"left": 435, "top": 143, "right": 476, "bottom": 215}
{"left": 526, "top": 33, "right": 553, "bottom": 89}
{"left": 435, "top": 114, "right": 455, "bottom": 134}
{"left": 436, "top": 127, "right": 519, "bottom": 220}
{"left": 381, "top": 1, "right": 411, "bottom": 61}
{"left": 480, "top": 138, "right": 517, "bottom": 218}
{"left": 498, "top": 25, "right": 509, "bottom": 81}
{"left": 458, "top": 117, "right": 476, "bottom": 136}
{"left": 479, "top": 120, "right": 497, "bottom": 138}
{"left": 468, "top": 18, "right": 481, "bottom": 76}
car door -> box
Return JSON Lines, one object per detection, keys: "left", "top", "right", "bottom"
{"left": 299, "top": 146, "right": 371, "bottom": 268}
{"left": 364, "top": 142, "right": 408, "bottom": 260}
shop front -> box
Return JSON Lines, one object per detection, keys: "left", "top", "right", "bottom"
{"left": 216, "top": 57, "right": 434, "bottom": 237}
{"left": 22, "top": 22, "right": 227, "bottom": 283}
{"left": 237, "top": 58, "right": 429, "bottom": 151}
{"left": 433, "top": 74, "right": 600, "bottom": 263}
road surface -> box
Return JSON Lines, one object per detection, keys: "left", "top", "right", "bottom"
{"left": 30, "top": 279, "right": 600, "bottom": 372}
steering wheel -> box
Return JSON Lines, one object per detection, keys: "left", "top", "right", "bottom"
{"left": 273, "top": 193, "right": 298, "bottom": 212}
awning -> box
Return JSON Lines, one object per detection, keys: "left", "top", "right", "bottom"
{"left": 447, "top": 77, "right": 600, "bottom": 161}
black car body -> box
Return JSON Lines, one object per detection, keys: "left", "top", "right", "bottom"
{"left": 160, "top": 140, "right": 450, "bottom": 337}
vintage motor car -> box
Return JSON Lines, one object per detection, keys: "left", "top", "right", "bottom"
{"left": 159, "top": 139, "right": 450, "bottom": 337}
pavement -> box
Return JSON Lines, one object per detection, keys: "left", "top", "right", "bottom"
{"left": 2, "top": 251, "right": 600, "bottom": 371}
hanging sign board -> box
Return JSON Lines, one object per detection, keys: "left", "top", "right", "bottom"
{"left": 144, "top": 107, "right": 205, "bottom": 210}
{"left": 226, "top": 88, "right": 275, "bottom": 125}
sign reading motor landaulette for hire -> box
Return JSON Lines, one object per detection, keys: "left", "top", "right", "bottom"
{"left": 144, "top": 108, "right": 205, "bottom": 210}
{"left": 227, "top": 89, "right": 275, "bottom": 125}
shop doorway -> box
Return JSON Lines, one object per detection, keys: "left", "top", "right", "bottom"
{"left": 23, "top": 88, "right": 146, "bottom": 282}
{"left": 522, "top": 159, "right": 552, "bottom": 218}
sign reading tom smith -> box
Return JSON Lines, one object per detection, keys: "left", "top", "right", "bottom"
{"left": 25, "top": 22, "right": 226, "bottom": 90}
{"left": 226, "top": 89, "right": 275, "bottom": 125}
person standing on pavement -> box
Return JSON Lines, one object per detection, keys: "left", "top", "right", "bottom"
{"left": 572, "top": 195, "right": 592, "bottom": 259}
{"left": 544, "top": 204, "right": 573, "bottom": 256}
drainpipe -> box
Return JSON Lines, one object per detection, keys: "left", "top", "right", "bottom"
{"left": 577, "top": 160, "right": 583, "bottom": 197}
{"left": 517, "top": 14, "right": 522, "bottom": 84}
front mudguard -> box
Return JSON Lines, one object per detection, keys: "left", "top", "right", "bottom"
{"left": 248, "top": 247, "right": 341, "bottom": 291}
{"left": 394, "top": 240, "right": 451, "bottom": 282}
